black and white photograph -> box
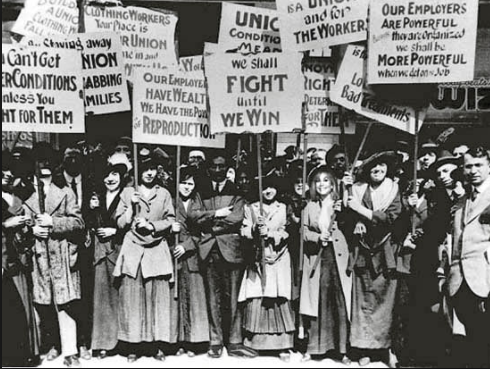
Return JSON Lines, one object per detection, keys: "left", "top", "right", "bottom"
{"left": 1, "top": 0, "right": 489, "bottom": 367}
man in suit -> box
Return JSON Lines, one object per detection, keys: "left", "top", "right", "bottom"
{"left": 53, "top": 144, "right": 93, "bottom": 360}
{"left": 446, "top": 146, "right": 490, "bottom": 368}
{"left": 191, "top": 153, "right": 257, "bottom": 359}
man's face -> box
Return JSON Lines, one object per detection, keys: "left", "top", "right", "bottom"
{"left": 114, "top": 144, "right": 132, "bottom": 159}
{"left": 453, "top": 145, "right": 469, "bottom": 158}
{"left": 436, "top": 163, "right": 458, "bottom": 188}
{"left": 237, "top": 172, "right": 251, "bottom": 194}
{"left": 63, "top": 149, "right": 83, "bottom": 176}
{"left": 311, "top": 152, "right": 326, "bottom": 167}
{"left": 419, "top": 152, "right": 437, "bottom": 170}
{"left": 188, "top": 155, "right": 204, "bottom": 168}
{"left": 331, "top": 153, "right": 346, "bottom": 174}
{"left": 464, "top": 154, "right": 490, "bottom": 187}
{"left": 209, "top": 157, "right": 227, "bottom": 183}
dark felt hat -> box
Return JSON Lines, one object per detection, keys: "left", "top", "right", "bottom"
{"left": 432, "top": 150, "right": 461, "bottom": 170}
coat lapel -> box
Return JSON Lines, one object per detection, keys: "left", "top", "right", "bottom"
{"left": 106, "top": 191, "right": 122, "bottom": 220}
{"left": 465, "top": 189, "right": 490, "bottom": 225}
{"left": 45, "top": 184, "right": 67, "bottom": 215}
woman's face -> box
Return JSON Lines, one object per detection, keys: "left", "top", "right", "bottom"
{"left": 179, "top": 177, "right": 195, "bottom": 198}
{"left": 315, "top": 173, "right": 332, "bottom": 197}
{"left": 104, "top": 171, "right": 121, "bottom": 192}
{"left": 262, "top": 186, "right": 277, "bottom": 202}
{"left": 294, "top": 178, "right": 307, "bottom": 196}
{"left": 141, "top": 167, "right": 157, "bottom": 185}
{"left": 370, "top": 163, "right": 388, "bottom": 184}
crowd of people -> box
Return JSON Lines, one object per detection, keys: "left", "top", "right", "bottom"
{"left": 2, "top": 135, "right": 489, "bottom": 368}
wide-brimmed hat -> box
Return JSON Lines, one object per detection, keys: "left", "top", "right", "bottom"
{"left": 432, "top": 150, "right": 460, "bottom": 170}
{"left": 326, "top": 144, "right": 344, "bottom": 164}
{"left": 262, "top": 173, "right": 283, "bottom": 191}
{"left": 357, "top": 151, "right": 398, "bottom": 181}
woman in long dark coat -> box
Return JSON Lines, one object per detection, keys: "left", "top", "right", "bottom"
{"left": 2, "top": 152, "right": 33, "bottom": 367}
{"left": 344, "top": 151, "right": 402, "bottom": 367}
{"left": 2, "top": 150, "right": 40, "bottom": 367}
{"left": 172, "top": 166, "right": 209, "bottom": 356}
{"left": 88, "top": 158, "right": 129, "bottom": 358}
{"left": 300, "top": 166, "right": 351, "bottom": 364}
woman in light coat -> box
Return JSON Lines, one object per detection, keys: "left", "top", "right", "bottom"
{"left": 300, "top": 166, "right": 351, "bottom": 364}
{"left": 239, "top": 174, "right": 295, "bottom": 361}
{"left": 114, "top": 153, "right": 178, "bottom": 362}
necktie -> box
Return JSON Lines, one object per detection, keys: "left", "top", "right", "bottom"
{"left": 214, "top": 181, "right": 220, "bottom": 195}
{"left": 471, "top": 189, "right": 479, "bottom": 202}
{"left": 71, "top": 178, "right": 78, "bottom": 198}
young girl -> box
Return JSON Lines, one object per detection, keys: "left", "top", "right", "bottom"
{"left": 300, "top": 166, "right": 351, "bottom": 364}
{"left": 239, "top": 174, "right": 294, "bottom": 361}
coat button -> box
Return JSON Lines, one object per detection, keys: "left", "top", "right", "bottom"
{"left": 335, "top": 239, "right": 339, "bottom": 242}
{"left": 338, "top": 253, "right": 342, "bottom": 257}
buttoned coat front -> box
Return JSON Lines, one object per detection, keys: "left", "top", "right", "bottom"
{"left": 23, "top": 184, "right": 84, "bottom": 305}
{"left": 113, "top": 186, "right": 175, "bottom": 279}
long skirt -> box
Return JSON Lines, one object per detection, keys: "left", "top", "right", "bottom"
{"left": 305, "top": 246, "right": 349, "bottom": 355}
{"left": 12, "top": 271, "right": 41, "bottom": 360}
{"left": 178, "top": 260, "right": 209, "bottom": 343}
{"left": 118, "top": 269, "right": 178, "bottom": 344}
{"left": 2, "top": 275, "right": 31, "bottom": 366}
{"left": 350, "top": 268, "right": 397, "bottom": 349}
{"left": 92, "top": 258, "right": 120, "bottom": 351}
{"left": 243, "top": 298, "right": 295, "bottom": 351}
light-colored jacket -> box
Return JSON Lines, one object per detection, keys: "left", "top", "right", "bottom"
{"left": 300, "top": 200, "right": 352, "bottom": 320}
{"left": 23, "top": 184, "right": 84, "bottom": 305}
{"left": 113, "top": 186, "right": 175, "bottom": 279}
{"left": 448, "top": 189, "right": 490, "bottom": 298}
{"left": 238, "top": 201, "right": 291, "bottom": 301}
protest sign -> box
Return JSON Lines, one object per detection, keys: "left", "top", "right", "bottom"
{"left": 179, "top": 55, "right": 204, "bottom": 73}
{"left": 132, "top": 64, "right": 225, "bottom": 148}
{"left": 204, "top": 52, "right": 304, "bottom": 134}
{"left": 331, "top": 44, "right": 425, "bottom": 134}
{"left": 276, "top": 0, "right": 368, "bottom": 52}
{"left": 85, "top": 6, "right": 178, "bottom": 79}
{"left": 2, "top": 45, "right": 85, "bottom": 133}
{"left": 22, "top": 32, "right": 131, "bottom": 115}
{"left": 368, "top": 0, "right": 479, "bottom": 84}
{"left": 203, "top": 42, "right": 219, "bottom": 56}
{"left": 218, "top": 3, "right": 281, "bottom": 53}
{"left": 12, "top": 0, "right": 79, "bottom": 38}
{"left": 303, "top": 57, "right": 354, "bottom": 134}
{"left": 310, "top": 47, "right": 332, "bottom": 57}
